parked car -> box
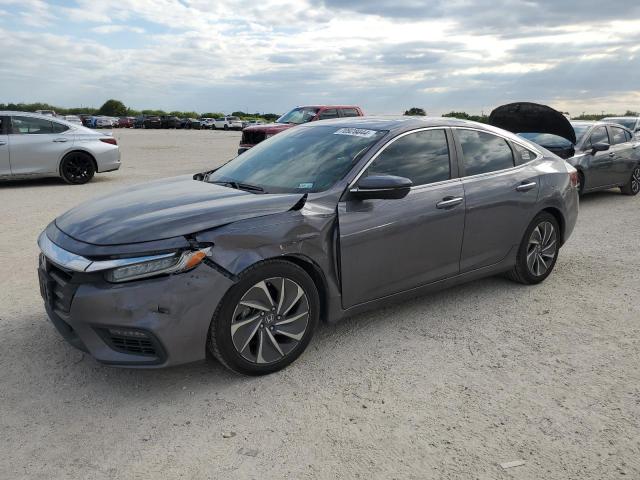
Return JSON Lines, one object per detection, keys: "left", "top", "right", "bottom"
{"left": 62, "top": 115, "right": 83, "bottom": 126}
{"left": 182, "top": 118, "right": 202, "bottom": 130}
{"left": 91, "top": 116, "right": 114, "bottom": 129}
{"left": 161, "top": 116, "right": 181, "bottom": 129}
{"left": 238, "top": 105, "right": 364, "bottom": 154}
{"left": 200, "top": 118, "right": 215, "bottom": 129}
{"left": 35, "top": 110, "right": 56, "bottom": 117}
{"left": 134, "top": 116, "right": 145, "bottom": 128}
{"left": 143, "top": 116, "right": 162, "bottom": 129}
{"left": 602, "top": 116, "right": 640, "bottom": 134}
{"left": 0, "top": 111, "right": 120, "bottom": 184}
{"left": 490, "top": 102, "right": 640, "bottom": 196}
{"left": 118, "top": 117, "right": 135, "bottom": 128}
{"left": 213, "top": 116, "right": 243, "bottom": 130}
{"left": 36, "top": 116, "right": 578, "bottom": 374}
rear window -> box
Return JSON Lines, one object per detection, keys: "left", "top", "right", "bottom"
{"left": 458, "top": 129, "right": 515, "bottom": 176}
{"left": 512, "top": 143, "right": 537, "bottom": 165}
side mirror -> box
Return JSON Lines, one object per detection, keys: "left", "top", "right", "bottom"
{"left": 350, "top": 175, "right": 412, "bottom": 200}
{"left": 591, "top": 142, "right": 610, "bottom": 153}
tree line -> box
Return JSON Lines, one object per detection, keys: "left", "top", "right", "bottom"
{"left": 404, "top": 107, "right": 639, "bottom": 121}
{"left": 0, "top": 99, "right": 280, "bottom": 122}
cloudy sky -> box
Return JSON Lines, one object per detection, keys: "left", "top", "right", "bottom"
{"left": 0, "top": 0, "right": 639, "bottom": 115}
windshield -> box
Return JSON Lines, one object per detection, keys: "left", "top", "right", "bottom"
{"left": 207, "top": 125, "right": 387, "bottom": 193}
{"left": 277, "top": 107, "right": 320, "bottom": 124}
{"left": 604, "top": 118, "right": 636, "bottom": 129}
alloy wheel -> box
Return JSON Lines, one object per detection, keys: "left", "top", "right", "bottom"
{"left": 632, "top": 167, "right": 640, "bottom": 194}
{"left": 62, "top": 154, "right": 93, "bottom": 183}
{"left": 526, "top": 221, "right": 557, "bottom": 276}
{"left": 230, "top": 277, "right": 309, "bottom": 364}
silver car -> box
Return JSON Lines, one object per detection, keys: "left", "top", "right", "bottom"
{"left": 0, "top": 111, "right": 120, "bottom": 184}
{"left": 37, "top": 117, "right": 578, "bottom": 374}
{"left": 602, "top": 116, "right": 640, "bottom": 135}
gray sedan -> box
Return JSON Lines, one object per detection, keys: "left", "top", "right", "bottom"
{"left": 37, "top": 117, "right": 578, "bottom": 375}
{"left": 490, "top": 103, "right": 640, "bottom": 195}
{"left": 0, "top": 111, "right": 120, "bottom": 184}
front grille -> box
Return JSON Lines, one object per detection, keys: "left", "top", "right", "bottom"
{"left": 241, "top": 130, "right": 266, "bottom": 145}
{"left": 39, "top": 256, "right": 78, "bottom": 315}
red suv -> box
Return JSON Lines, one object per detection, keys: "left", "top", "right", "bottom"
{"left": 238, "top": 105, "right": 364, "bottom": 154}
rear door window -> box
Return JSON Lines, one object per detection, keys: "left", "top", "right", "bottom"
{"left": 589, "top": 126, "right": 609, "bottom": 146}
{"left": 318, "top": 109, "right": 339, "bottom": 120}
{"left": 52, "top": 122, "right": 69, "bottom": 133}
{"left": 610, "top": 127, "right": 627, "bottom": 145}
{"left": 340, "top": 108, "right": 360, "bottom": 117}
{"left": 365, "top": 129, "right": 451, "bottom": 186}
{"left": 457, "top": 129, "right": 515, "bottom": 176}
{"left": 10, "top": 116, "right": 55, "bottom": 134}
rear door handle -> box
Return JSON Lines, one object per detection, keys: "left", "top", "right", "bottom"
{"left": 52, "top": 138, "right": 69, "bottom": 143}
{"left": 0, "top": 141, "right": 6, "bottom": 146}
{"left": 516, "top": 181, "right": 537, "bottom": 192}
{"left": 436, "top": 196, "right": 463, "bottom": 209}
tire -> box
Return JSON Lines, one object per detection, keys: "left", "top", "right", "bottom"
{"left": 59, "top": 152, "right": 96, "bottom": 185}
{"left": 208, "top": 260, "right": 320, "bottom": 375}
{"left": 620, "top": 165, "right": 640, "bottom": 196}
{"left": 223, "top": 124, "right": 229, "bottom": 130}
{"left": 506, "top": 212, "right": 560, "bottom": 285}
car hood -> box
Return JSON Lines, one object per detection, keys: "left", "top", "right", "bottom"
{"left": 55, "top": 176, "right": 304, "bottom": 246}
{"left": 488, "top": 102, "right": 576, "bottom": 145}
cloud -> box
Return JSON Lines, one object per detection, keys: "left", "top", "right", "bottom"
{"left": 92, "top": 24, "right": 145, "bottom": 34}
{"left": 0, "top": 0, "right": 637, "bottom": 115}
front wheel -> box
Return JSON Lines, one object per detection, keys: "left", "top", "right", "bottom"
{"left": 60, "top": 152, "right": 95, "bottom": 184}
{"left": 506, "top": 212, "right": 560, "bottom": 285}
{"left": 208, "top": 260, "right": 319, "bottom": 375}
{"left": 620, "top": 165, "right": 640, "bottom": 196}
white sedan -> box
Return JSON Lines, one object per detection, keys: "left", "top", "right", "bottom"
{"left": 0, "top": 111, "right": 120, "bottom": 184}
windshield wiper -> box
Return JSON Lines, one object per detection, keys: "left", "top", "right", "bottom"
{"left": 210, "top": 180, "right": 265, "bottom": 193}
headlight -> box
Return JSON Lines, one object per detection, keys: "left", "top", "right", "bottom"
{"left": 105, "top": 248, "right": 211, "bottom": 283}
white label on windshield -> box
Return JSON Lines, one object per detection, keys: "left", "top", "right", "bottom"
{"left": 333, "top": 128, "right": 377, "bottom": 138}
{"left": 298, "top": 182, "right": 314, "bottom": 189}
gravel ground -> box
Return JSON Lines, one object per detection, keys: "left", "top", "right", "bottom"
{"left": 1, "top": 129, "right": 639, "bottom": 479}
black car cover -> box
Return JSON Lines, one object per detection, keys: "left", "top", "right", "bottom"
{"left": 488, "top": 102, "right": 576, "bottom": 145}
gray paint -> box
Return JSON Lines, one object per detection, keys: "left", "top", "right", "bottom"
{"left": 38, "top": 117, "right": 579, "bottom": 367}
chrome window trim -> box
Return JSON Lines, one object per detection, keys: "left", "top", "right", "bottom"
{"left": 38, "top": 232, "right": 176, "bottom": 273}
{"left": 349, "top": 126, "right": 453, "bottom": 190}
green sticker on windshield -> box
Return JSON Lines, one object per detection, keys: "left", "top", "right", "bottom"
{"left": 298, "top": 183, "right": 314, "bottom": 189}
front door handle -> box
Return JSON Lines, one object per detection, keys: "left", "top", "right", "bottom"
{"left": 608, "top": 152, "right": 615, "bottom": 157}
{"left": 516, "top": 181, "right": 537, "bottom": 192}
{"left": 436, "top": 196, "right": 463, "bottom": 209}
{"left": 52, "top": 138, "right": 69, "bottom": 143}
{"left": 0, "top": 141, "right": 6, "bottom": 146}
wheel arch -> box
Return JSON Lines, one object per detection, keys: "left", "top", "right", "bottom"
{"left": 540, "top": 206, "right": 566, "bottom": 246}
{"left": 58, "top": 149, "right": 98, "bottom": 175}
{"left": 277, "top": 254, "right": 329, "bottom": 323}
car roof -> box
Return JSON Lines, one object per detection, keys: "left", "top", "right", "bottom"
{"left": 298, "top": 115, "right": 500, "bottom": 133}
{"left": 602, "top": 116, "right": 639, "bottom": 120}
{"left": 0, "top": 110, "right": 80, "bottom": 127}
{"left": 295, "top": 105, "right": 360, "bottom": 109}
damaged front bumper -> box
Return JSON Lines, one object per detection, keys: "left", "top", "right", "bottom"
{"left": 37, "top": 234, "right": 234, "bottom": 367}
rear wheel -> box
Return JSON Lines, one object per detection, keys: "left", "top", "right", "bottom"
{"left": 506, "top": 212, "right": 560, "bottom": 285}
{"left": 620, "top": 165, "right": 640, "bottom": 196}
{"left": 223, "top": 124, "right": 229, "bottom": 130}
{"left": 60, "top": 152, "right": 95, "bottom": 184}
{"left": 208, "top": 260, "right": 319, "bottom": 375}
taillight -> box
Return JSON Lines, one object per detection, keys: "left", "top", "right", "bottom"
{"left": 569, "top": 170, "right": 579, "bottom": 188}
{"left": 100, "top": 137, "right": 117, "bottom": 145}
